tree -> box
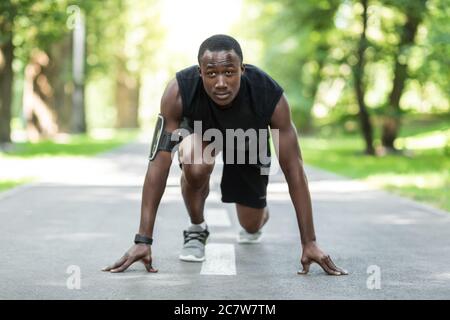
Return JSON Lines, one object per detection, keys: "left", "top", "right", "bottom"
{"left": 114, "top": 0, "right": 140, "bottom": 129}
{"left": 15, "top": 0, "right": 80, "bottom": 140}
{"left": 418, "top": 0, "right": 450, "bottom": 97}
{"left": 69, "top": 3, "right": 86, "bottom": 133}
{"left": 381, "top": 0, "right": 428, "bottom": 151}
{"left": 239, "top": 0, "right": 341, "bottom": 132}
{"left": 82, "top": 0, "right": 164, "bottom": 129}
{"left": 352, "top": 0, "right": 375, "bottom": 154}
{"left": 0, "top": 2, "right": 16, "bottom": 143}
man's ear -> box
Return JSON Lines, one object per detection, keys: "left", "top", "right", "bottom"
{"left": 241, "top": 64, "right": 245, "bottom": 74}
{"left": 198, "top": 66, "right": 202, "bottom": 77}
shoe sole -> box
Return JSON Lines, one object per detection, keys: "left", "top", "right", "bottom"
{"left": 237, "top": 236, "right": 262, "bottom": 244}
{"left": 179, "top": 254, "right": 205, "bottom": 262}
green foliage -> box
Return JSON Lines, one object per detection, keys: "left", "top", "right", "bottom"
{"left": 301, "top": 118, "right": 450, "bottom": 211}
{"left": 0, "top": 179, "right": 33, "bottom": 192}
{"left": 3, "top": 0, "right": 449, "bottom": 139}
{"left": 83, "top": 0, "right": 165, "bottom": 80}
{"left": 416, "top": 0, "right": 450, "bottom": 93}
{"left": 238, "top": 0, "right": 341, "bottom": 130}
{"left": 11, "top": 0, "right": 72, "bottom": 65}
{"left": 239, "top": 0, "right": 449, "bottom": 134}
{"left": 0, "top": 129, "right": 138, "bottom": 158}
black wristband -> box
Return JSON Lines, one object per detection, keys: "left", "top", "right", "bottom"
{"left": 134, "top": 234, "right": 153, "bottom": 245}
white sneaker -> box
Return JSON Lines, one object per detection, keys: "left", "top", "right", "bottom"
{"left": 237, "top": 229, "right": 262, "bottom": 244}
{"left": 179, "top": 225, "right": 209, "bottom": 262}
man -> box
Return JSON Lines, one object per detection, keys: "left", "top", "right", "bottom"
{"left": 103, "top": 34, "right": 347, "bottom": 276}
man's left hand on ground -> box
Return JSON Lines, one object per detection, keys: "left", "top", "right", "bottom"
{"left": 298, "top": 241, "right": 348, "bottom": 276}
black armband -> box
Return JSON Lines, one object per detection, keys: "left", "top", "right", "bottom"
{"left": 149, "top": 114, "right": 182, "bottom": 161}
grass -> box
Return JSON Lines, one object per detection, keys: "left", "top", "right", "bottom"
{"left": 300, "top": 115, "right": 450, "bottom": 212}
{"left": 0, "top": 179, "right": 34, "bottom": 192}
{"left": 1, "top": 129, "right": 138, "bottom": 158}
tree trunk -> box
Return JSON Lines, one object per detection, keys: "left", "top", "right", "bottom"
{"left": 23, "top": 50, "right": 59, "bottom": 141}
{"left": 0, "top": 23, "right": 14, "bottom": 144}
{"left": 115, "top": 58, "right": 140, "bottom": 128}
{"left": 71, "top": 13, "right": 86, "bottom": 133}
{"left": 352, "top": 0, "right": 375, "bottom": 155}
{"left": 47, "top": 33, "right": 73, "bottom": 133}
{"left": 381, "top": 1, "right": 427, "bottom": 150}
{"left": 22, "top": 33, "right": 75, "bottom": 141}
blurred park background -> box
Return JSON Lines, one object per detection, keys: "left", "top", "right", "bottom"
{"left": 0, "top": 0, "right": 449, "bottom": 211}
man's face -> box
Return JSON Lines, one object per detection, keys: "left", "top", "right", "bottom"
{"left": 199, "top": 49, "right": 244, "bottom": 108}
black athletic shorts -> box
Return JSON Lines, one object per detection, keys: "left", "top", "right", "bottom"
{"left": 220, "top": 163, "right": 268, "bottom": 209}
{"left": 178, "top": 162, "right": 269, "bottom": 209}
{"left": 178, "top": 161, "right": 269, "bottom": 209}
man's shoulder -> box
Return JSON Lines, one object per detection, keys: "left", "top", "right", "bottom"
{"left": 174, "top": 65, "right": 201, "bottom": 116}
{"left": 243, "top": 64, "right": 266, "bottom": 74}
{"left": 243, "top": 64, "right": 270, "bottom": 75}
{"left": 243, "top": 64, "right": 284, "bottom": 122}
{"left": 176, "top": 65, "right": 199, "bottom": 80}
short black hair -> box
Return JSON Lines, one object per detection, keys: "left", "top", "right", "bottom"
{"left": 197, "top": 34, "right": 243, "bottom": 64}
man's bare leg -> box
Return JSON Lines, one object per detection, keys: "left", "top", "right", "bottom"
{"left": 179, "top": 133, "right": 215, "bottom": 224}
{"left": 178, "top": 133, "right": 216, "bottom": 261}
{"left": 236, "top": 204, "right": 269, "bottom": 243}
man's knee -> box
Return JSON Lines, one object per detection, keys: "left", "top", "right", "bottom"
{"left": 179, "top": 134, "right": 214, "bottom": 188}
{"left": 178, "top": 133, "right": 216, "bottom": 165}
{"left": 237, "top": 206, "right": 269, "bottom": 233}
{"left": 182, "top": 163, "right": 212, "bottom": 189}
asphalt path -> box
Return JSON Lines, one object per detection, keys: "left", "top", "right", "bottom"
{"left": 1, "top": 139, "right": 449, "bottom": 299}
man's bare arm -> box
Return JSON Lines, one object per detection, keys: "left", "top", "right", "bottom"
{"left": 102, "top": 78, "right": 182, "bottom": 273}
{"left": 270, "top": 95, "right": 348, "bottom": 276}
{"left": 270, "top": 95, "right": 316, "bottom": 245}
{"left": 138, "top": 78, "right": 183, "bottom": 238}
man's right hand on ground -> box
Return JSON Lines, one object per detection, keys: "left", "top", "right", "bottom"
{"left": 102, "top": 244, "right": 158, "bottom": 273}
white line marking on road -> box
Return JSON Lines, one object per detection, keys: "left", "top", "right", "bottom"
{"left": 200, "top": 244, "right": 236, "bottom": 276}
{"left": 205, "top": 209, "right": 231, "bottom": 227}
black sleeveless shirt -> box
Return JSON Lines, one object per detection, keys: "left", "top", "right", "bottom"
{"left": 175, "top": 64, "right": 284, "bottom": 166}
